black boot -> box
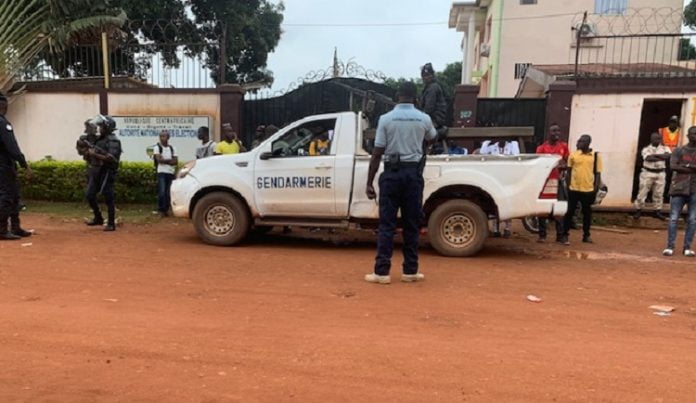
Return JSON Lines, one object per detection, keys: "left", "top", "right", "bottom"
{"left": 85, "top": 216, "right": 104, "bottom": 226}
{"left": 632, "top": 209, "right": 642, "bottom": 219}
{"left": 654, "top": 211, "right": 667, "bottom": 221}
{"left": 0, "top": 216, "right": 20, "bottom": 240}
{"left": 10, "top": 214, "right": 32, "bottom": 237}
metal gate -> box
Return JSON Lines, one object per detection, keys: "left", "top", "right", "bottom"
{"left": 242, "top": 77, "right": 396, "bottom": 145}
{"left": 476, "top": 98, "right": 547, "bottom": 148}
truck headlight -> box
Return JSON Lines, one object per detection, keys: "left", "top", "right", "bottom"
{"left": 177, "top": 160, "right": 196, "bottom": 179}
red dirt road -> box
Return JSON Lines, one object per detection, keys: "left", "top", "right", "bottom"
{"left": 1, "top": 214, "right": 696, "bottom": 402}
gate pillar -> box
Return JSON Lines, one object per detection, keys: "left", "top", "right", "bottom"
{"left": 452, "top": 85, "right": 480, "bottom": 128}
{"left": 545, "top": 82, "right": 576, "bottom": 143}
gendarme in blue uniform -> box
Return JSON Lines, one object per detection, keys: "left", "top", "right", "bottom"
{"left": 374, "top": 104, "right": 436, "bottom": 276}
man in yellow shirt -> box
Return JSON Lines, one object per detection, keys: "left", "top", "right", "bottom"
{"left": 215, "top": 124, "right": 246, "bottom": 155}
{"left": 309, "top": 131, "right": 331, "bottom": 156}
{"left": 560, "top": 134, "right": 602, "bottom": 245}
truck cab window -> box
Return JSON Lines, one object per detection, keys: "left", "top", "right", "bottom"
{"left": 271, "top": 119, "right": 336, "bottom": 157}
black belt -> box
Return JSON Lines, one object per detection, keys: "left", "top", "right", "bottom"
{"left": 384, "top": 161, "right": 420, "bottom": 169}
{"left": 643, "top": 167, "right": 665, "bottom": 173}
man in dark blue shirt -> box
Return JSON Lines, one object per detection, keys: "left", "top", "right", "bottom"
{"left": 0, "top": 93, "right": 33, "bottom": 240}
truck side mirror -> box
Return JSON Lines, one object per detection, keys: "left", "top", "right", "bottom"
{"left": 259, "top": 151, "right": 273, "bottom": 160}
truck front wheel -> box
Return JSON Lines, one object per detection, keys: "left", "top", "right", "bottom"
{"left": 427, "top": 200, "right": 488, "bottom": 257}
{"left": 192, "top": 192, "right": 250, "bottom": 246}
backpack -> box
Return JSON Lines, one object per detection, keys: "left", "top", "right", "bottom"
{"left": 154, "top": 143, "right": 174, "bottom": 169}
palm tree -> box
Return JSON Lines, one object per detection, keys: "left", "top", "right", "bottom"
{"left": 0, "top": 0, "right": 125, "bottom": 94}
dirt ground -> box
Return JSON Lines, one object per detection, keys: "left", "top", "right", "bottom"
{"left": 1, "top": 213, "right": 696, "bottom": 402}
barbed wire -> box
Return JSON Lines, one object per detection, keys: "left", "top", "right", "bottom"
{"left": 571, "top": 7, "right": 684, "bottom": 36}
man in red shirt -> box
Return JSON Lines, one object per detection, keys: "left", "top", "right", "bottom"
{"left": 536, "top": 123, "right": 570, "bottom": 242}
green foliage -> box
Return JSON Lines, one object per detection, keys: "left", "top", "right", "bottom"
{"left": 19, "top": 160, "right": 159, "bottom": 204}
{"left": 678, "top": 38, "right": 696, "bottom": 61}
{"left": 29, "top": 0, "right": 285, "bottom": 86}
{"left": 1, "top": 0, "right": 125, "bottom": 93}
{"left": 383, "top": 62, "right": 463, "bottom": 100}
{"left": 686, "top": 0, "right": 696, "bottom": 29}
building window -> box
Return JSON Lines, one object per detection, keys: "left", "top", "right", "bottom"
{"left": 520, "top": 0, "right": 537, "bottom": 4}
{"left": 594, "top": 0, "right": 627, "bottom": 15}
{"left": 514, "top": 63, "right": 531, "bottom": 79}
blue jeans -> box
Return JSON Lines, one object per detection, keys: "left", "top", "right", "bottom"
{"left": 157, "top": 173, "right": 174, "bottom": 213}
{"left": 374, "top": 166, "right": 424, "bottom": 276}
{"left": 666, "top": 193, "right": 696, "bottom": 250}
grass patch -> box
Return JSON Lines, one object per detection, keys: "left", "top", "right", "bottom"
{"left": 23, "top": 201, "right": 161, "bottom": 225}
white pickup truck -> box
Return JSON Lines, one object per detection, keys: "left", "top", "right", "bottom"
{"left": 171, "top": 111, "right": 566, "bottom": 256}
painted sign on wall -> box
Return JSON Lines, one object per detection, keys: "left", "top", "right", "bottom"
{"left": 113, "top": 116, "right": 210, "bottom": 162}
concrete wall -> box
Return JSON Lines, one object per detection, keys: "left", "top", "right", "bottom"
{"left": 568, "top": 92, "right": 696, "bottom": 206}
{"left": 6, "top": 89, "right": 240, "bottom": 163}
{"left": 7, "top": 92, "right": 100, "bottom": 161}
{"left": 109, "top": 92, "right": 221, "bottom": 162}
{"left": 496, "top": 0, "right": 683, "bottom": 97}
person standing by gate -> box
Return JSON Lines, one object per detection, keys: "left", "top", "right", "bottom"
{"left": 536, "top": 123, "right": 569, "bottom": 242}
{"left": 153, "top": 130, "right": 178, "bottom": 217}
{"left": 633, "top": 132, "right": 670, "bottom": 220}
{"left": 560, "top": 134, "right": 602, "bottom": 245}
{"left": 419, "top": 63, "right": 448, "bottom": 154}
{"left": 663, "top": 126, "right": 696, "bottom": 257}
{"left": 365, "top": 81, "right": 437, "bottom": 284}
{"left": 660, "top": 116, "right": 681, "bottom": 149}
{"left": 0, "top": 93, "right": 33, "bottom": 240}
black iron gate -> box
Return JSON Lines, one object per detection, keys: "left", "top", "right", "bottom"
{"left": 242, "top": 77, "right": 396, "bottom": 146}
{"left": 476, "top": 98, "right": 547, "bottom": 149}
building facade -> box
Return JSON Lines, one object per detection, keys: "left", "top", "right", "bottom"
{"left": 449, "top": 0, "right": 684, "bottom": 97}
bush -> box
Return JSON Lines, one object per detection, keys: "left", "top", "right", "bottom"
{"left": 19, "top": 160, "right": 159, "bottom": 204}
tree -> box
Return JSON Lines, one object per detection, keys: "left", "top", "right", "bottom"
{"left": 1, "top": 0, "right": 125, "bottom": 93}
{"left": 686, "top": 0, "right": 696, "bottom": 29}
{"left": 678, "top": 38, "right": 696, "bottom": 61}
{"left": 383, "top": 62, "right": 463, "bottom": 100}
{"left": 188, "top": 0, "right": 284, "bottom": 85}
{"left": 26, "top": 0, "right": 285, "bottom": 86}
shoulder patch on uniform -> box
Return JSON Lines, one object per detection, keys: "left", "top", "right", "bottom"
{"left": 6, "top": 124, "right": 11, "bottom": 131}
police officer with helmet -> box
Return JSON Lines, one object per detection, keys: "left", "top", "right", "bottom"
{"left": 85, "top": 115, "right": 122, "bottom": 231}
{"left": 0, "top": 93, "right": 33, "bottom": 240}
{"left": 365, "top": 81, "right": 437, "bottom": 284}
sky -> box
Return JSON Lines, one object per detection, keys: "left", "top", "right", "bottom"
{"left": 263, "top": 0, "right": 462, "bottom": 93}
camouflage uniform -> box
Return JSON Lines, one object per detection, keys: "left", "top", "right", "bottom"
{"left": 635, "top": 144, "right": 670, "bottom": 211}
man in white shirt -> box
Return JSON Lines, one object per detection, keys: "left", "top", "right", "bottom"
{"left": 196, "top": 126, "right": 216, "bottom": 159}
{"left": 633, "top": 132, "right": 671, "bottom": 220}
{"left": 480, "top": 139, "right": 520, "bottom": 237}
{"left": 153, "top": 130, "right": 178, "bottom": 217}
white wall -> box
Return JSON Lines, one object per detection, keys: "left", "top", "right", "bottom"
{"left": 109, "top": 93, "right": 220, "bottom": 163}
{"left": 6, "top": 91, "right": 221, "bottom": 163}
{"left": 7, "top": 92, "right": 100, "bottom": 161}
{"left": 569, "top": 92, "right": 696, "bottom": 206}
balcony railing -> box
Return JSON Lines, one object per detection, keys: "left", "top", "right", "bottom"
{"left": 573, "top": 33, "right": 696, "bottom": 79}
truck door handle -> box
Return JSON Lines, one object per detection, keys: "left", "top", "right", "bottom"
{"left": 315, "top": 163, "right": 332, "bottom": 169}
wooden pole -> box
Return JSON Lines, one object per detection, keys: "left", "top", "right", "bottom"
{"left": 101, "top": 32, "right": 110, "bottom": 89}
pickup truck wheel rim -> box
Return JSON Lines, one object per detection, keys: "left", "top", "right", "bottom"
{"left": 205, "top": 205, "right": 235, "bottom": 236}
{"left": 442, "top": 214, "right": 475, "bottom": 247}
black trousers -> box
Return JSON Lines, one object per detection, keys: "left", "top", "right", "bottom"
{"left": 563, "top": 190, "right": 594, "bottom": 238}
{"left": 86, "top": 168, "right": 116, "bottom": 225}
{"left": 374, "top": 166, "right": 424, "bottom": 276}
{"left": 538, "top": 217, "right": 563, "bottom": 240}
{"left": 0, "top": 166, "right": 20, "bottom": 228}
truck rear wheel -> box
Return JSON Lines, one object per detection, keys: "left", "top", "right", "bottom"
{"left": 428, "top": 200, "right": 488, "bottom": 257}
{"left": 192, "top": 192, "right": 250, "bottom": 246}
